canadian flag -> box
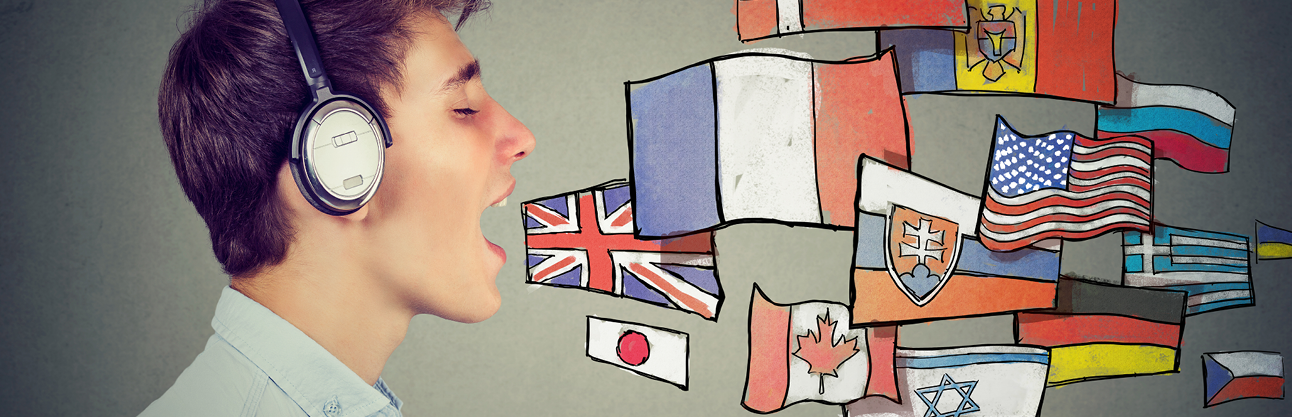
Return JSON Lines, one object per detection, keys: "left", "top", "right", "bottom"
{"left": 743, "top": 285, "right": 898, "bottom": 413}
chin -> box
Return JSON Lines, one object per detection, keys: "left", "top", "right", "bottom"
{"left": 431, "top": 282, "right": 502, "bottom": 324}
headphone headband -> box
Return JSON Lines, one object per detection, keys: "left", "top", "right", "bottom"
{"left": 273, "top": 0, "right": 331, "bottom": 95}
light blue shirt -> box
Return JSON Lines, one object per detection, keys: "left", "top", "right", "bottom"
{"left": 140, "top": 287, "right": 403, "bottom": 417}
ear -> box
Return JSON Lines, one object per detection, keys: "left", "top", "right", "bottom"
{"left": 275, "top": 162, "right": 370, "bottom": 224}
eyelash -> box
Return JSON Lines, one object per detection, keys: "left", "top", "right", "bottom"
{"left": 453, "top": 108, "right": 479, "bottom": 117}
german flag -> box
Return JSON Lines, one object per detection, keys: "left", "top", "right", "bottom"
{"left": 1015, "top": 276, "right": 1186, "bottom": 386}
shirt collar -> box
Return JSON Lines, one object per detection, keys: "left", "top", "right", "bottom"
{"left": 212, "top": 286, "right": 402, "bottom": 417}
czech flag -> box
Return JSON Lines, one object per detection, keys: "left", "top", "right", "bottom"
{"left": 1203, "top": 351, "right": 1284, "bottom": 407}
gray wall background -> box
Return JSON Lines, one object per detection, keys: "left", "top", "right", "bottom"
{"left": 2, "top": 0, "right": 1290, "bottom": 415}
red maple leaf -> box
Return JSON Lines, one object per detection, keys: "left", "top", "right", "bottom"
{"left": 792, "top": 311, "right": 860, "bottom": 394}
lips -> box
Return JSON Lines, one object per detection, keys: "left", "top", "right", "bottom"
{"left": 489, "top": 180, "right": 515, "bottom": 208}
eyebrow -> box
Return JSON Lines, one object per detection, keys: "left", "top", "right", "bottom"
{"left": 437, "top": 59, "right": 480, "bottom": 95}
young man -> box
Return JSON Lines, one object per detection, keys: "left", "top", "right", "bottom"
{"left": 142, "top": 0, "right": 534, "bottom": 415}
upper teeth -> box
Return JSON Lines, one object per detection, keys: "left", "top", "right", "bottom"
{"left": 491, "top": 197, "right": 507, "bottom": 208}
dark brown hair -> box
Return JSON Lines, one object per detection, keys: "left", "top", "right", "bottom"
{"left": 159, "top": 0, "right": 488, "bottom": 278}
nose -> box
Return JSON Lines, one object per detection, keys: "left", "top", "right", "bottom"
{"left": 493, "top": 99, "right": 535, "bottom": 165}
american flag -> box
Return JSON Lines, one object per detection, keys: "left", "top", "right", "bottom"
{"left": 523, "top": 180, "right": 723, "bottom": 320}
{"left": 978, "top": 116, "right": 1153, "bottom": 252}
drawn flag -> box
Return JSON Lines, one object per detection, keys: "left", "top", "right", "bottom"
{"left": 628, "top": 49, "right": 909, "bottom": 238}
{"left": 1256, "top": 220, "right": 1292, "bottom": 261}
{"left": 879, "top": 0, "right": 1117, "bottom": 103}
{"left": 1097, "top": 74, "right": 1236, "bottom": 173}
{"left": 979, "top": 115, "right": 1154, "bottom": 252}
{"left": 523, "top": 180, "right": 723, "bottom": 320}
{"left": 1202, "top": 351, "right": 1285, "bottom": 407}
{"left": 586, "top": 316, "right": 689, "bottom": 390}
{"left": 1123, "top": 224, "right": 1253, "bottom": 315}
{"left": 844, "top": 345, "right": 1050, "bottom": 417}
{"left": 744, "top": 285, "right": 899, "bottom": 413}
{"left": 853, "top": 155, "right": 1061, "bottom": 325}
{"left": 735, "top": 0, "right": 967, "bottom": 42}
{"left": 1016, "top": 277, "right": 1186, "bottom": 386}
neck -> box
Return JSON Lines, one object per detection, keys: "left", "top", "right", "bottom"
{"left": 232, "top": 239, "right": 411, "bottom": 386}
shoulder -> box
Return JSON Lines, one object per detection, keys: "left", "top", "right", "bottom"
{"left": 138, "top": 334, "right": 306, "bottom": 417}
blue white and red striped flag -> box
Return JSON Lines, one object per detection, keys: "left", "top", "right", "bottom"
{"left": 1097, "top": 74, "right": 1236, "bottom": 173}
{"left": 523, "top": 180, "right": 723, "bottom": 320}
{"left": 978, "top": 116, "right": 1154, "bottom": 252}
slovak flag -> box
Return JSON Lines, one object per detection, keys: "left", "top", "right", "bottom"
{"left": 523, "top": 180, "right": 724, "bottom": 320}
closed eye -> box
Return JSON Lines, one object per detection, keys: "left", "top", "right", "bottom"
{"left": 453, "top": 107, "right": 479, "bottom": 117}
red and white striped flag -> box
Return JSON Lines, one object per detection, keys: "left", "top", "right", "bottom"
{"left": 978, "top": 116, "right": 1154, "bottom": 252}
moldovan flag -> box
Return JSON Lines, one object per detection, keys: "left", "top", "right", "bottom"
{"left": 744, "top": 285, "right": 899, "bottom": 413}
{"left": 1016, "top": 277, "right": 1186, "bottom": 386}
{"left": 852, "top": 156, "right": 1060, "bottom": 325}
{"left": 879, "top": 0, "right": 1116, "bottom": 103}
{"left": 1256, "top": 220, "right": 1292, "bottom": 261}
{"left": 628, "top": 49, "right": 909, "bottom": 238}
{"left": 1203, "top": 351, "right": 1285, "bottom": 407}
{"left": 1097, "top": 74, "right": 1236, "bottom": 173}
{"left": 586, "top": 316, "right": 689, "bottom": 390}
{"left": 1123, "top": 224, "right": 1253, "bottom": 315}
{"left": 736, "top": 0, "right": 967, "bottom": 42}
{"left": 844, "top": 346, "right": 1051, "bottom": 417}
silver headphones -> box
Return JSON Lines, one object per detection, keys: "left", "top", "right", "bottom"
{"left": 274, "top": 0, "right": 391, "bottom": 215}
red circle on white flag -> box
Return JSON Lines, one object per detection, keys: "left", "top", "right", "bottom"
{"left": 617, "top": 330, "right": 650, "bottom": 366}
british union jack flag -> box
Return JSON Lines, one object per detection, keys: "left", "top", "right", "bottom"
{"left": 523, "top": 180, "right": 723, "bottom": 320}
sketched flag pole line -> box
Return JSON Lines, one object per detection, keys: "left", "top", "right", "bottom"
{"left": 977, "top": 115, "right": 1154, "bottom": 252}
{"left": 852, "top": 155, "right": 1062, "bottom": 325}
{"left": 879, "top": 0, "right": 1117, "bottom": 103}
{"left": 1015, "top": 276, "right": 1187, "bottom": 386}
{"left": 523, "top": 180, "right": 724, "bottom": 320}
{"left": 1096, "top": 73, "right": 1237, "bottom": 173}
{"left": 734, "top": 0, "right": 968, "bottom": 42}
{"left": 1122, "top": 224, "right": 1254, "bottom": 315}
{"left": 626, "top": 48, "right": 910, "bottom": 239}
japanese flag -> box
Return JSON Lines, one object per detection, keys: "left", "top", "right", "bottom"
{"left": 585, "top": 316, "right": 689, "bottom": 390}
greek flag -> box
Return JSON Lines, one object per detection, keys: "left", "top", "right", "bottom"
{"left": 1122, "top": 225, "right": 1253, "bottom": 315}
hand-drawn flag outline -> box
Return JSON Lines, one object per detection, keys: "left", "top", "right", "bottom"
{"left": 1122, "top": 224, "right": 1254, "bottom": 315}
{"left": 878, "top": 0, "right": 1118, "bottom": 103}
{"left": 1097, "top": 73, "right": 1236, "bottom": 173}
{"left": 853, "top": 155, "right": 1062, "bottom": 325}
{"left": 1255, "top": 220, "right": 1292, "bottom": 262}
{"left": 1202, "top": 351, "right": 1285, "bottom": 408}
{"left": 843, "top": 345, "right": 1051, "bottom": 417}
{"left": 626, "top": 49, "right": 911, "bottom": 239}
{"left": 585, "top": 315, "right": 690, "bottom": 390}
{"left": 1016, "top": 276, "right": 1186, "bottom": 386}
{"left": 523, "top": 180, "right": 724, "bottom": 320}
{"left": 743, "top": 284, "right": 899, "bottom": 414}
{"left": 978, "top": 115, "right": 1154, "bottom": 252}
{"left": 734, "top": 0, "right": 968, "bottom": 42}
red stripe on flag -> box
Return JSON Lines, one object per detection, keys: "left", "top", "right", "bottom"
{"left": 1068, "top": 164, "right": 1150, "bottom": 180}
{"left": 802, "top": 0, "right": 967, "bottom": 30}
{"left": 980, "top": 206, "right": 1151, "bottom": 234}
{"left": 1073, "top": 146, "right": 1152, "bottom": 165}
{"left": 1069, "top": 177, "right": 1152, "bottom": 192}
{"left": 1099, "top": 129, "right": 1231, "bottom": 173}
{"left": 983, "top": 191, "right": 1150, "bottom": 217}
{"left": 745, "top": 289, "right": 791, "bottom": 413}
{"left": 1078, "top": 133, "right": 1154, "bottom": 149}
{"left": 863, "top": 326, "right": 899, "bottom": 401}
{"left": 526, "top": 204, "right": 571, "bottom": 227}
{"left": 980, "top": 221, "right": 1149, "bottom": 252}
{"left": 627, "top": 263, "right": 715, "bottom": 319}
{"left": 1209, "top": 376, "right": 1286, "bottom": 406}
{"left": 1017, "top": 313, "right": 1181, "bottom": 348}
{"left": 533, "top": 256, "right": 576, "bottom": 283}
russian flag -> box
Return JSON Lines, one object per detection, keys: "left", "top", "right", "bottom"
{"left": 1203, "top": 351, "right": 1284, "bottom": 407}
{"left": 1097, "top": 74, "right": 1236, "bottom": 173}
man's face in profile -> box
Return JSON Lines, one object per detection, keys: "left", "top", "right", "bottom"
{"left": 361, "top": 13, "right": 535, "bottom": 324}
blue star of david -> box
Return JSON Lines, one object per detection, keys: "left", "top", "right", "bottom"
{"left": 915, "top": 374, "right": 980, "bottom": 417}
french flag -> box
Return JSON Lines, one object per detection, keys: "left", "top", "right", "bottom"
{"left": 1097, "top": 74, "right": 1236, "bottom": 173}
{"left": 1202, "top": 351, "right": 1284, "bottom": 407}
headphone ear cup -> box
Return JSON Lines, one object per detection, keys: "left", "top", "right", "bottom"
{"left": 290, "top": 96, "right": 390, "bottom": 215}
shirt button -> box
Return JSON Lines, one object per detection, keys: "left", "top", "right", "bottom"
{"left": 323, "top": 396, "right": 342, "bottom": 417}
